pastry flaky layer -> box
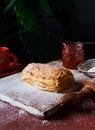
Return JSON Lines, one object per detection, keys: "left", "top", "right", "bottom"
{"left": 21, "top": 63, "right": 74, "bottom": 92}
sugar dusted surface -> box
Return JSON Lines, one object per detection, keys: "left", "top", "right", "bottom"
{"left": 0, "top": 73, "right": 65, "bottom": 117}
{"left": 1, "top": 61, "right": 95, "bottom": 130}
{"left": 88, "top": 67, "right": 95, "bottom": 72}
{"left": 24, "top": 63, "right": 66, "bottom": 79}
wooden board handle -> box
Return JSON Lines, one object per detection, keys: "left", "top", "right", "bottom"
{"left": 60, "top": 81, "right": 95, "bottom": 109}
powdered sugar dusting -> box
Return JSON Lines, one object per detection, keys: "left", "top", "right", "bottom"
{"left": 0, "top": 73, "right": 65, "bottom": 118}
{"left": 18, "top": 109, "right": 26, "bottom": 116}
{"left": 42, "top": 120, "right": 48, "bottom": 124}
{"left": 88, "top": 67, "right": 95, "bottom": 72}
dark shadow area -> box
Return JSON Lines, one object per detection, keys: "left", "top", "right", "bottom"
{"left": 83, "top": 43, "right": 95, "bottom": 60}
{"left": 0, "top": 0, "right": 95, "bottom": 66}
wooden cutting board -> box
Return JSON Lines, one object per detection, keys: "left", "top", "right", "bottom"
{"left": 0, "top": 60, "right": 94, "bottom": 119}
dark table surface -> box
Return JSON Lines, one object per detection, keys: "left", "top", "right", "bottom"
{"left": 0, "top": 99, "right": 95, "bottom": 130}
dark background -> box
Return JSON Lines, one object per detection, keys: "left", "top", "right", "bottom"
{"left": 0, "top": 0, "right": 95, "bottom": 66}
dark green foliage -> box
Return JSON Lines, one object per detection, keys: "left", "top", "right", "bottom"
{"left": 0, "top": 0, "right": 62, "bottom": 64}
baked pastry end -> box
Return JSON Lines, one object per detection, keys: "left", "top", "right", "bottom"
{"left": 21, "top": 63, "right": 74, "bottom": 92}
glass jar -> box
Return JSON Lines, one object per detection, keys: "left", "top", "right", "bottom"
{"left": 62, "top": 42, "right": 84, "bottom": 69}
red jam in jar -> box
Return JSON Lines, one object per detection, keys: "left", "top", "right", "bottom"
{"left": 62, "top": 42, "right": 84, "bottom": 69}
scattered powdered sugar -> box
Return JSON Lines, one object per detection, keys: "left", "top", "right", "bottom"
{"left": 42, "top": 120, "right": 48, "bottom": 124}
{"left": 18, "top": 109, "right": 26, "bottom": 116}
{"left": 87, "top": 67, "right": 95, "bottom": 72}
{"left": 0, "top": 102, "right": 6, "bottom": 109}
{"left": 0, "top": 73, "right": 66, "bottom": 118}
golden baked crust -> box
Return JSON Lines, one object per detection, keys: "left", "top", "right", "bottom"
{"left": 21, "top": 63, "right": 74, "bottom": 92}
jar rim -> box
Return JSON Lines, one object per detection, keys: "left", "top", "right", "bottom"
{"left": 62, "top": 42, "right": 83, "bottom": 51}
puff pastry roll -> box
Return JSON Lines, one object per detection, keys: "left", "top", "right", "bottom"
{"left": 21, "top": 63, "right": 74, "bottom": 92}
